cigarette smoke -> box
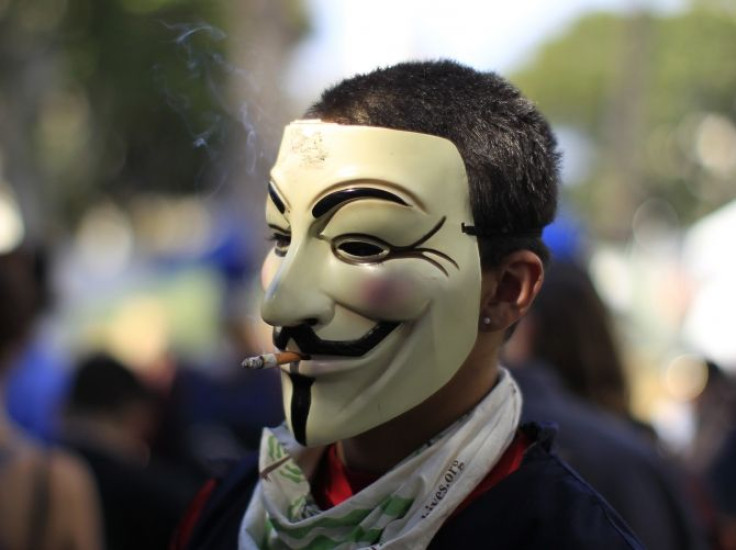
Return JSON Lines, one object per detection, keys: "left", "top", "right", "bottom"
{"left": 155, "top": 22, "right": 262, "bottom": 195}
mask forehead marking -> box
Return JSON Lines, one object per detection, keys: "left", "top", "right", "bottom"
{"left": 312, "top": 187, "right": 408, "bottom": 219}
{"left": 289, "top": 127, "right": 327, "bottom": 166}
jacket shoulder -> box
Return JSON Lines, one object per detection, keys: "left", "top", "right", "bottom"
{"left": 430, "top": 424, "right": 644, "bottom": 549}
{"left": 176, "top": 453, "right": 260, "bottom": 550}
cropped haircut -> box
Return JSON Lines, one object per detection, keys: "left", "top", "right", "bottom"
{"left": 0, "top": 251, "right": 40, "bottom": 366}
{"left": 67, "top": 353, "right": 154, "bottom": 416}
{"left": 305, "top": 60, "right": 560, "bottom": 267}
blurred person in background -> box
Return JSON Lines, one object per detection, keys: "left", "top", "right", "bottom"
{"left": 505, "top": 259, "right": 708, "bottom": 549}
{"left": 686, "top": 360, "right": 736, "bottom": 550}
{"left": 3, "top": 243, "right": 71, "bottom": 443}
{"left": 62, "top": 352, "right": 200, "bottom": 550}
{"left": 159, "top": 323, "right": 284, "bottom": 470}
{"left": 508, "top": 258, "right": 641, "bottom": 429}
{"left": 0, "top": 248, "right": 103, "bottom": 550}
{"left": 708, "top": 425, "right": 736, "bottom": 550}
{"left": 688, "top": 360, "right": 736, "bottom": 477}
{"left": 156, "top": 243, "right": 284, "bottom": 470}
{"left": 151, "top": 320, "right": 284, "bottom": 492}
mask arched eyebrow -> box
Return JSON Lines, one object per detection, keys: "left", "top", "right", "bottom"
{"left": 311, "top": 187, "right": 409, "bottom": 219}
{"left": 268, "top": 181, "right": 288, "bottom": 214}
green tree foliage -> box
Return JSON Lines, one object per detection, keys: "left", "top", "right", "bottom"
{"left": 0, "top": 0, "right": 307, "bottom": 230}
{"left": 513, "top": 8, "right": 736, "bottom": 237}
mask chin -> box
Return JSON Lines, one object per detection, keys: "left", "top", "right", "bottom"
{"left": 283, "top": 304, "right": 479, "bottom": 447}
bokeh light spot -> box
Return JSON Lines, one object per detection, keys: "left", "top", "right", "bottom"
{"left": 663, "top": 354, "right": 708, "bottom": 402}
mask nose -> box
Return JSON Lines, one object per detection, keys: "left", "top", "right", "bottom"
{"left": 260, "top": 250, "right": 334, "bottom": 329}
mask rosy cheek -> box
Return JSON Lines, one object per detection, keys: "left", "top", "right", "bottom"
{"left": 360, "top": 274, "right": 427, "bottom": 318}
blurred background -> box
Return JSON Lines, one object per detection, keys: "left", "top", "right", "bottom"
{"left": 0, "top": 0, "right": 735, "bottom": 546}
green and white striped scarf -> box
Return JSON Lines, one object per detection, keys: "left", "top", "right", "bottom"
{"left": 239, "top": 368, "right": 521, "bottom": 550}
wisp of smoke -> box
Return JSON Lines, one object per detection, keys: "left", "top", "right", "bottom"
{"left": 155, "top": 21, "right": 262, "bottom": 196}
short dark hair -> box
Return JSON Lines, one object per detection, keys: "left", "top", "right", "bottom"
{"left": 67, "top": 353, "right": 154, "bottom": 416}
{"left": 305, "top": 60, "right": 560, "bottom": 267}
{"left": 0, "top": 251, "right": 40, "bottom": 365}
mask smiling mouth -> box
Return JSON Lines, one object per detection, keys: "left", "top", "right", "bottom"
{"left": 273, "top": 322, "right": 401, "bottom": 357}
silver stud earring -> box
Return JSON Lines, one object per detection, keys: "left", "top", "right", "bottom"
{"left": 481, "top": 316, "right": 491, "bottom": 326}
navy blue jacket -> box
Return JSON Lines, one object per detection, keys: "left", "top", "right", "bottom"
{"left": 179, "top": 424, "right": 643, "bottom": 549}
{"left": 513, "top": 363, "right": 707, "bottom": 550}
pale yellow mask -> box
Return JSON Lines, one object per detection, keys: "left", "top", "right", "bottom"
{"left": 261, "top": 120, "right": 482, "bottom": 446}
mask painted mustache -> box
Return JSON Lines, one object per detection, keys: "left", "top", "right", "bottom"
{"left": 273, "top": 321, "right": 401, "bottom": 357}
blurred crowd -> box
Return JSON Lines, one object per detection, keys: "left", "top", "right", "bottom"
{"left": 1, "top": 207, "right": 736, "bottom": 550}
{"left": 500, "top": 223, "right": 736, "bottom": 550}
{"left": 1, "top": 0, "right": 734, "bottom": 547}
{"left": 0, "top": 232, "right": 283, "bottom": 550}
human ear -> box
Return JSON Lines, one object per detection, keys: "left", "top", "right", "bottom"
{"left": 478, "top": 251, "right": 544, "bottom": 332}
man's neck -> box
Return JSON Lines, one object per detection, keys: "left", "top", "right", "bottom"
{"left": 337, "top": 346, "right": 500, "bottom": 474}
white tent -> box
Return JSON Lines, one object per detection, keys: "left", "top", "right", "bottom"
{"left": 682, "top": 198, "right": 736, "bottom": 371}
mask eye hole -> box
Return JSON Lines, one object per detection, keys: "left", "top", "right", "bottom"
{"left": 333, "top": 236, "right": 390, "bottom": 262}
{"left": 269, "top": 231, "right": 291, "bottom": 257}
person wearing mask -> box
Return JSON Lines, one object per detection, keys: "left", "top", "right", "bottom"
{"left": 174, "top": 60, "right": 643, "bottom": 549}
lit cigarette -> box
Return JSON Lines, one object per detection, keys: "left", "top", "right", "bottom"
{"left": 241, "top": 351, "right": 308, "bottom": 369}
